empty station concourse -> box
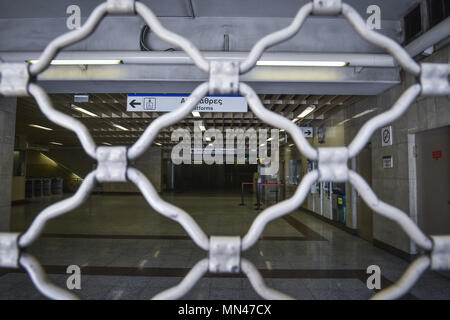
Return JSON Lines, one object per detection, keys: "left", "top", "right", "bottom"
{"left": 0, "top": 0, "right": 449, "bottom": 302}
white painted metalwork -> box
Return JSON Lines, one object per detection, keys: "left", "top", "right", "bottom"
{"left": 0, "top": 0, "right": 449, "bottom": 300}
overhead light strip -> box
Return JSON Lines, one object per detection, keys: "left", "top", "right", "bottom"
{"left": 71, "top": 104, "right": 98, "bottom": 117}
{"left": 29, "top": 124, "right": 53, "bottom": 131}
{"left": 112, "top": 123, "right": 129, "bottom": 131}
{"left": 352, "top": 108, "right": 377, "bottom": 119}
{"left": 297, "top": 105, "right": 316, "bottom": 118}
{"left": 256, "top": 60, "right": 348, "bottom": 67}
{"left": 28, "top": 59, "right": 122, "bottom": 65}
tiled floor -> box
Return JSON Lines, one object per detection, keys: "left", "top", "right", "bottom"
{"left": 1, "top": 193, "right": 449, "bottom": 300}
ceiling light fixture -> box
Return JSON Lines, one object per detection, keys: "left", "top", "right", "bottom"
{"left": 112, "top": 123, "right": 129, "bottom": 131}
{"left": 71, "top": 104, "right": 98, "bottom": 117}
{"left": 352, "top": 108, "right": 376, "bottom": 119}
{"left": 154, "top": 142, "right": 162, "bottom": 146}
{"left": 101, "top": 142, "right": 112, "bottom": 146}
{"left": 199, "top": 125, "right": 206, "bottom": 132}
{"left": 28, "top": 59, "right": 122, "bottom": 65}
{"left": 192, "top": 111, "right": 201, "bottom": 117}
{"left": 29, "top": 124, "right": 53, "bottom": 131}
{"left": 297, "top": 105, "right": 316, "bottom": 119}
{"left": 256, "top": 60, "right": 348, "bottom": 67}
{"left": 337, "top": 119, "right": 351, "bottom": 126}
{"left": 49, "top": 142, "right": 63, "bottom": 146}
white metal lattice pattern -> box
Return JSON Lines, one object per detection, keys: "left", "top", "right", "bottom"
{"left": 1, "top": 0, "right": 450, "bottom": 300}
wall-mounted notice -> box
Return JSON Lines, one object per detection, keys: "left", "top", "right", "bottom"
{"left": 300, "top": 127, "right": 313, "bottom": 138}
{"left": 381, "top": 125, "right": 393, "bottom": 147}
{"left": 127, "top": 94, "right": 247, "bottom": 113}
{"left": 382, "top": 155, "right": 393, "bottom": 168}
{"left": 432, "top": 150, "right": 442, "bottom": 159}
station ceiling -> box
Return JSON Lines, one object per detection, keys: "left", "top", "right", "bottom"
{"left": 0, "top": 0, "right": 421, "bottom": 20}
{"left": 16, "top": 93, "right": 363, "bottom": 147}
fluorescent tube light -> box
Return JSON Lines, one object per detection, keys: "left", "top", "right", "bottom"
{"left": 101, "top": 142, "right": 112, "bottom": 146}
{"left": 352, "top": 108, "right": 376, "bottom": 119}
{"left": 199, "top": 125, "right": 206, "bottom": 132}
{"left": 112, "top": 123, "right": 129, "bottom": 131}
{"left": 154, "top": 142, "right": 162, "bottom": 146}
{"left": 29, "top": 59, "right": 122, "bottom": 65}
{"left": 297, "top": 105, "right": 316, "bottom": 118}
{"left": 72, "top": 104, "right": 98, "bottom": 117}
{"left": 337, "top": 119, "right": 351, "bottom": 126}
{"left": 49, "top": 142, "right": 63, "bottom": 146}
{"left": 192, "top": 111, "right": 201, "bottom": 117}
{"left": 29, "top": 124, "right": 53, "bottom": 131}
{"left": 256, "top": 60, "right": 348, "bottom": 67}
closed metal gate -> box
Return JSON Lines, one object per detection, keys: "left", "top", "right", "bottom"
{"left": 0, "top": 0, "right": 449, "bottom": 300}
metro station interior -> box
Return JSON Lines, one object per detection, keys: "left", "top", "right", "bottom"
{"left": 0, "top": 0, "right": 449, "bottom": 300}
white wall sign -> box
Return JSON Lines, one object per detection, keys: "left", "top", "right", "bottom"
{"left": 381, "top": 125, "right": 393, "bottom": 147}
{"left": 127, "top": 95, "right": 247, "bottom": 112}
{"left": 300, "top": 127, "right": 313, "bottom": 138}
{"left": 382, "top": 155, "right": 393, "bottom": 168}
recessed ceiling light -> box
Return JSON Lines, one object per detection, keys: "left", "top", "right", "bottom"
{"left": 297, "top": 105, "right": 316, "bottom": 118}
{"left": 71, "top": 104, "right": 98, "bottom": 117}
{"left": 112, "top": 123, "right": 129, "bottom": 131}
{"left": 352, "top": 108, "right": 376, "bottom": 119}
{"left": 337, "top": 119, "right": 351, "bottom": 126}
{"left": 29, "top": 124, "right": 53, "bottom": 131}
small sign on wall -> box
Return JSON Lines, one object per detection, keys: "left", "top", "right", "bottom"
{"left": 381, "top": 126, "right": 393, "bottom": 147}
{"left": 300, "top": 127, "right": 313, "bottom": 138}
{"left": 432, "top": 150, "right": 442, "bottom": 159}
{"left": 382, "top": 155, "right": 393, "bottom": 168}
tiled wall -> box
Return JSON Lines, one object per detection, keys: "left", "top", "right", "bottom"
{"left": 344, "top": 44, "right": 450, "bottom": 254}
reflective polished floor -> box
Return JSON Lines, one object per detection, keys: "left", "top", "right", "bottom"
{"left": 1, "top": 193, "right": 449, "bottom": 300}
